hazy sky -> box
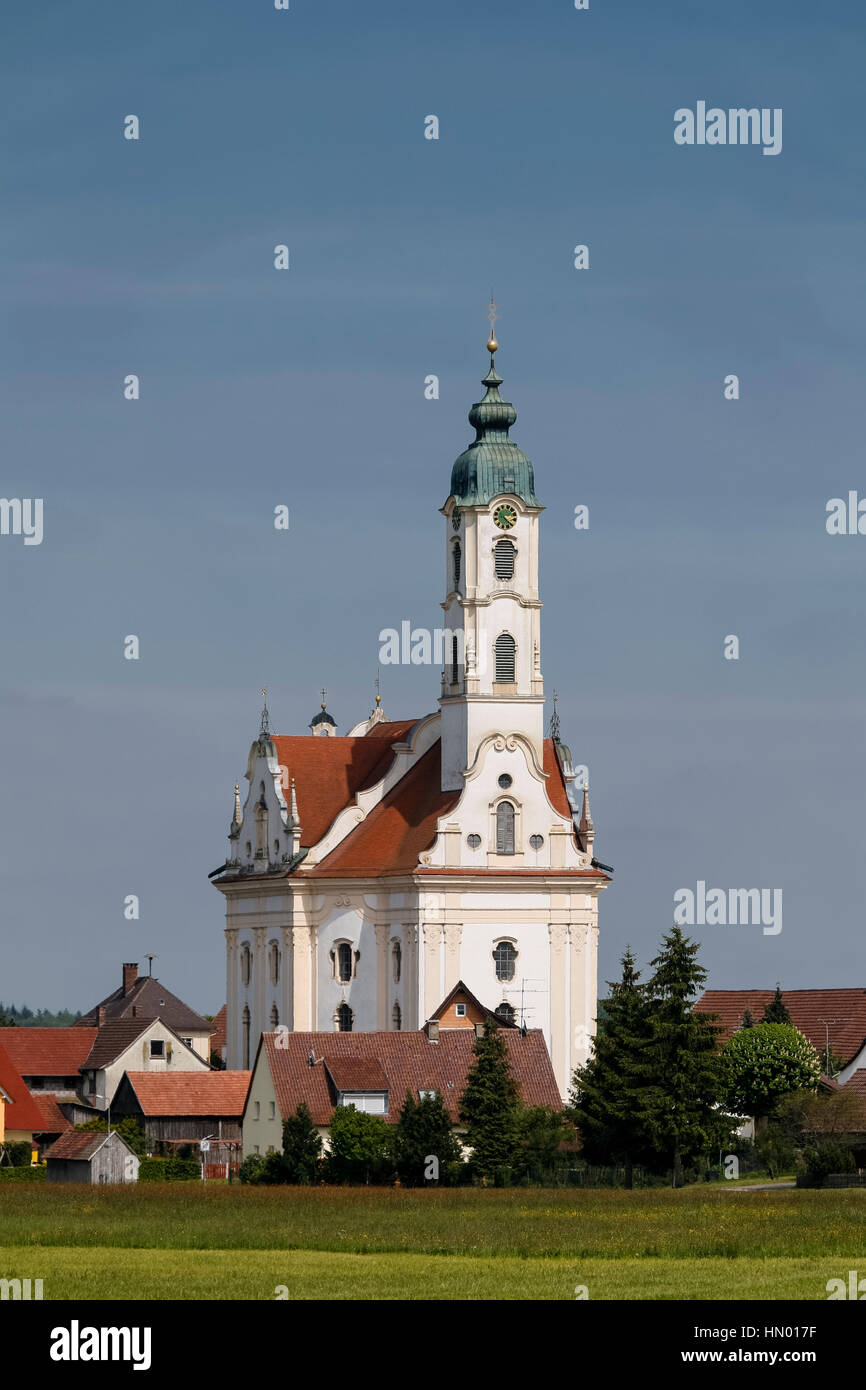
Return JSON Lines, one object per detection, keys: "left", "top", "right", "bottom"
{"left": 2, "top": 0, "right": 864, "bottom": 1015}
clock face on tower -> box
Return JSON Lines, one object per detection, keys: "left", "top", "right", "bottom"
{"left": 493, "top": 504, "right": 517, "bottom": 530}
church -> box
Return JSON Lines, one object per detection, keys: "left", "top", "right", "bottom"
{"left": 212, "top": 324, "right": 610, "bottom": 1097}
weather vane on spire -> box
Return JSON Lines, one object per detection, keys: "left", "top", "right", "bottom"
{"left": 486, "top": 294, "right": 499, "bottom": 356}
{"left": 260, "top": 686, "right": 270, "bottom": 735}
{"left": 320, "top": 687, "right": 327, "bottom": 709}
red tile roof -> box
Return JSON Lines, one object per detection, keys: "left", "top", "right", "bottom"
{"left": 0, "top": 1027, "right": 97, "bottom": 1076}
{"left": 695, "top": 989, "right": 866, "bottom": 1066}
{"left": 0, "top": 1043, "right": 48, "bottom": 1133}
{"left": 301, "top": 741, "right": 460, "bottom": 877}
{"left": 296, "top": 737, "right": 585, "bottom": 878}
{"left": 259, "top": 1028, "right": 561, "bottom": 1126}
{"left": 272, "top": 722, "right": 419, "bottom": 847}
{"left": 122, "top": 1071, "right": 251, "bottom": 1117}
{"left": 32, "top": 1094, "right": 73, "bottom": 1134}
{"left": 210, "top": 1006, "right": 227, "bottom": 1055}
{"left": 844, "top": 1070, "right": 866, "bottom": 1097}
{"left": 323, "top": 1058, "right": 389, "bottom": 1093}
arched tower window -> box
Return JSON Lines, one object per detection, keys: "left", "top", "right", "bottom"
{"left": 392, "top": 941, "right": 402, "bottom": 983}
{"left": 269, "top": 1004, "right": 279, "bottom": 1029}
{"left": 496, "top": 801, "right": 515, "bottom": 855}
{"left": 495, "top": 1001, "right": 516, "bottom": 1025}
{"left": 336, "top": 942, "right": 353, "bottom": 983}
{"left": 269, "top": 941, "right": 280, "bottom": 985}
{"left": 336, "top": 1003, "right": 353, "bottom": 1033}
{"left": 242, "top": 1005, "right": 251, "bottom": 1069}
{"left": 240, "top": 943, "right": 252, "bottom": 987}
{"left": 452, "top": 540, "right": 461, "bottom": 590}
{"left": 493, "top": 940, "right": 517, "bottom": 981}
{"left": 494, "top": 538, "right": 515, "bottom": 580}
{"left": 494, "top": 632, "right": 516, "bottom": 682}
{"left": 451, "top": 633, "right": 459, "bottom": 686}
{"left": 392, "top": 1002, "right": 402, "bottom": 1031}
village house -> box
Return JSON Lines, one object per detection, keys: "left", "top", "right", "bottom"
{"left": 78, "top": 1018, "right": 210, "bottom": 1113}
{"left": 242, "top": 982, "right": 561, "bottom": 1157}
{"left": 0, "top": 1042, "right": 45, "bottom": 1149}
{"left": 111, "top": 1070, "right": 251, "bottom": 1151}
{"left": 696, "top": 988, "right": 866, "bottom": 1083}
{"left": 76, "top": 962, "right": 213, "bottom": 1063}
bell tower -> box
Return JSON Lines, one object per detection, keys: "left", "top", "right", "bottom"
{"left": 440, "top": 309, "right": 545, "bottom": 791}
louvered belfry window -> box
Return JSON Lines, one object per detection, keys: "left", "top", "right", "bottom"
{"left": 337, "top": 1003, "right": 353, "bottom": 1032}
{"left": 494, "top": 538, "right": 515, "bottom": 580}
{"left": 495, "top": 633, "right": 516, "bottom": 682}
{"left": 496, "top": 801, "right": 515, "bottom": 855}
{"left": 451, "top": 633, "right": 459, "bottom": 686}
{"left": 453, "top": 541, "right": 461, "bottom": 590}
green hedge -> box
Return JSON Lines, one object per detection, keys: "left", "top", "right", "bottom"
{"left": 138, "top": 1156, "right": 201, "bottom": 1183}
{"left": 0, "top": 1165, "right": 46, "bottom": 1182}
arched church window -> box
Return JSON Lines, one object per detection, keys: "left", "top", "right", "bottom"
{"left": 270, "top": 1004, "right": 279, "bottom": 1029}
{"left": 392, "top": 941, "right": 402, "bottom": 984}
{"left": 494, "top": 632, "right": 516, "bottom": 682}
{"left": 242, "top": 1005, "right": 251, "bottom": 1069}
{"left": 392, "top": 1002, "right": 402, "bottom": 1031}
{"left": 336, "top": 942, "right": 353, "bottom": 984}
{"left": 493, "top": 940, "right": 517, "bottom": 981}
{"left": 269, "top": 941, "right": 280, "bottom": 986}
{"left": 336, "top": 1003, "right": 353, "bottom": 1032}
{"left": 494, "top": 538, "right": 515, "bottom": 580}
{"left": 452, "top": 540, "right": 461, "bottom": 589}
{"left": 451, "top": 633, "right": 459, "bottom": 686}
{"left": 495, "top": 1001, "right": 516, "bottom": 1025}
{"left": 240, "top": 943, "right": 252, "bottom": 987}
{"left": 496, "top": 802, "right": 515, "bottom": 855}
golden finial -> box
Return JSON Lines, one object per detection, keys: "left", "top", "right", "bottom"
{"left": 486, "top": 295, "right": 499, "bottom": 355}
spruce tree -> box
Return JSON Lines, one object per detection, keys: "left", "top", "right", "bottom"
{"left": 395, "top": 1091, "right": 461, "bottom": 1185}
{"left": 642, "top": 927, "right": 731, "bottom": 1186}
{"left": 568, "top": 948, "right": 654, "bottom": 1187}
{"left": 281, "top": 1102, "right": 322, "bottom": 1184}
{"left": 762, "top": 985, "right": 792, "bottom": 1026}
{"left": 458, "top": 1019, "right": 521, "bottom": 1182}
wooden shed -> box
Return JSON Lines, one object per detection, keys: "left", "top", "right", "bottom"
{"left": 43, "top": 1129, "right": 140, "bottom": 1184}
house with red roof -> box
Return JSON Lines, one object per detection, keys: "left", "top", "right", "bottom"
{"left": 243, "top": 1008, "right": 562, "bottom": 1157}
{"left": 111, "top": 1070, "right": 251, "bottom": 1149}
{"left": 696, "top": 988, "right": 866, "bottom": 1083}
{"left": 0, "top": 1042, "right": 45, "bottom": 1146}
{"left": 0, "top": 1027, "right": 96, "bottom": 1103}
{"left": 211, "top": 342, "right": 611, "bottom": 1097}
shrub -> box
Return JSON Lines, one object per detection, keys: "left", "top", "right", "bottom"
{"left": 139, "top": 1156, "right": 200, "bottom": 1183}
{"left": 801, "top": 1139, "right": 855, "bottom": 1185}
{"left": 238, "top": 1154, "right": 266, "bottom": 1185}
{"left": 2, "top": 1141, "right": 34, "bottom": 1168}
{"left": 0, "top": 1165, "right": 45, "bottom": 1182}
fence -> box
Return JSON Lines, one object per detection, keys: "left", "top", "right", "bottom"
{"left": 203, "top": 1161, "right": 241, "bottom": 1180}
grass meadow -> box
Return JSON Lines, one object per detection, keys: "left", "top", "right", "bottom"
{"left": 1, "top": 1185, "right": 864, "bottom": 1299}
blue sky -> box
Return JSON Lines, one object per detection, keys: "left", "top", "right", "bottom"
{"left": 2, "top": 0, "right": 865, "bottom": 1015}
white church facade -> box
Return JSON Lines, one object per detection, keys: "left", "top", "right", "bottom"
{"left": 212, "top": 332, "right": 610, "bottom": 1097}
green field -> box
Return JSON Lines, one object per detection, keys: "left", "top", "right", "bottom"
{"left": 1, "top": 1185, "right": 864, "bottom": 1300}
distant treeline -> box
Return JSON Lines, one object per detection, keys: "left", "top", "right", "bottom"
{"left": 0, "top": 1002, "right": 82, "bottom": 1027}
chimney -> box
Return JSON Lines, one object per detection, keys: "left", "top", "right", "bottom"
{"left": 425, "top": 1019, "right": 440, "bottom": 1043}
{"left": 97, "top": 1005, "right": 106, "bottom": 1028}
{"left": 122, "top": 963, "right": 138, "bottom": 996}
